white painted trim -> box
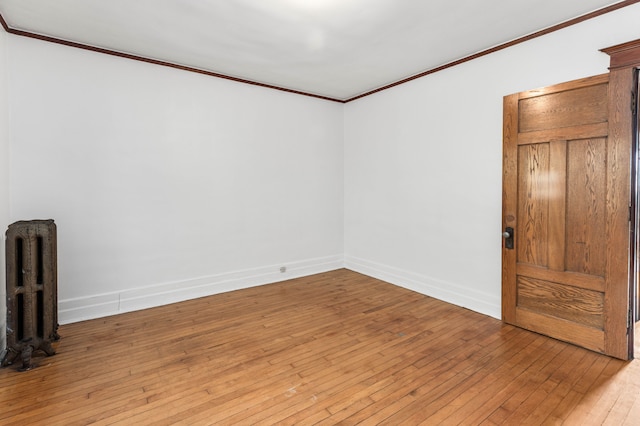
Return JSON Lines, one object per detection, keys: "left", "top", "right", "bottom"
{"left": 58, "top": 255, "right": 344, "bottom": 324}
{"left": 344, "top": 255, "right": 501, "bottom": 319}
{"left": 59, "top": 254, "right": 501, "bottom": 324}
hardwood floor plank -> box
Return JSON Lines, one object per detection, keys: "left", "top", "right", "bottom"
{"left": 0, "top": 269, "right": 636, "bottom": 425}
{"left": 622, "top": 391, "right": 640, "bottom": 426}
{"left": 514, "top": 347, "right": 588, "bottom": 424}
{"left": 565, "top": 357, "right": 631, "bottom": 425}
{"left": 410, "top": 336, "right": 553, "bottom": 424}
{"left": 429, "top": 338, "right": 569, "bottom": 425}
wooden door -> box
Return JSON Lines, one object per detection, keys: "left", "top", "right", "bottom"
{"left": 502, "top": 74, "right": 632, "bottom": 360}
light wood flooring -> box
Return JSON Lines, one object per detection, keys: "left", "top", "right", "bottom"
{"left": 1, "top": 269, "right": 639, "bottom": 425}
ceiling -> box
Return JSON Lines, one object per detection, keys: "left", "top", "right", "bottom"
{"left": 0, "top": 0, "right": 631, "bottom": 101}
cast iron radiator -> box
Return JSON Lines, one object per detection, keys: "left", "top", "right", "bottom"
{"left": 2, "top": 220, "right": 59, "bottom": 371}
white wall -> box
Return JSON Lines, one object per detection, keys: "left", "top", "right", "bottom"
{"left": 344, "top": 4, "right": 640, "bottom": 319}
{"left": 7, "top": 36, "right": 344, "bottom": 323}
{"left": 0, "top": 25, "right": 8, "bottom": 354}
{"left": 5, "top": 3, "right": 640, "bottom": 329}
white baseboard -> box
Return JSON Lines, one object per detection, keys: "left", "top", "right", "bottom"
{"left": 58, "top": 254, "right": 500, "bottom": 324}
{"left": 58, "top": 254, "right": 344, "bottom": 324}
{"left": 344, "top": 255, "right": 500, "bottom": 319}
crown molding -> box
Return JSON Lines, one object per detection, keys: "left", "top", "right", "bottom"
{"left": 0, "top": 13, "right": 344, "bottom": 104}
{"left": 1, "top": 1, "right": 639, "bottom": 103}
{"left": 344, "top": 0, "right": 640, "bottom": 102}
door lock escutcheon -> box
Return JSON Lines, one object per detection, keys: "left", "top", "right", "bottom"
{"left": 503, "top": 227, "right": 514, "bottom": 250}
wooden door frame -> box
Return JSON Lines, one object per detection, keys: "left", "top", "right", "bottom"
{"left": 601, "top": 40, "right": 640, "bottom": 359}
{"left": 501, "top": 41, "right": 640, "bottom": 360}
{"left": 632, "top": 74, "right": 639, "bottom": 326}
